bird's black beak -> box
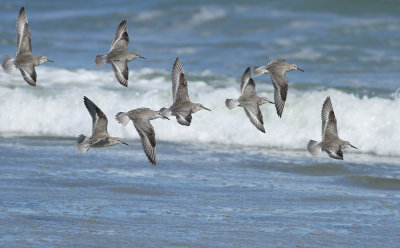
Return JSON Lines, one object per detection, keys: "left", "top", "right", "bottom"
{"left": 122, "top": 141, "right": 128, "bottom": 145}
{"left": 139, "top": 55, "right": 146, "bottom": 59}
{"left": 297, "top": 67, "right": 304, "bottom": 72}
{"left": 269, "top": 101, "right": 275, "bottom": 104}
{"left": 47, "top": 59, "right": 54, "bottom": 62}
{"left": 162, "top": 115, "right": 170, "bottom": 120}
{"left": 350, "top": 145, "right": 357, "bottom": 149}
{"left": 203, "top": 106, "right": 211, "bottom": 111}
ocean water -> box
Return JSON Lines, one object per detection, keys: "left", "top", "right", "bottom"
{"left": 0, "top": 0, "right": 399, "bottom": 247}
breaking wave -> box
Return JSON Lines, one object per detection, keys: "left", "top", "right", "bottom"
{"left": 0, "top": 66, "right": 399, "bottom": 156}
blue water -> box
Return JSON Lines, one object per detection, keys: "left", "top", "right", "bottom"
{"left": 0, "top": 0, "right": 399, "bottom": 247}
{"left": 1, "top": 137, "right": 399, "bottom": 247}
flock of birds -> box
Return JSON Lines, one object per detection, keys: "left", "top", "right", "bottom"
{"left": 1, "top": 7, "right": 358, "bottom": 165}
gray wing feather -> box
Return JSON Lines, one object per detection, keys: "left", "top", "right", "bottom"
{"left": 111, "top": 60, "right": 129, "bottom": 87}
{"left": 243, "top": 78, "right": 256, "bottom": 97}
{"left": 326, "top": 147, "right": 343, "bottom": 160}
{"left": 84, "top": 96, "right": 109, "bottom": 136}
{"left": 110, "top": 20, "right": 129, "bottom": 52}
{"left": 133, "top": 120, "right": 157, "bottom": 165}
{"left": 174, "top": 74, "right": 191, "bottom": 103}
{"left": 321, "top": 97, "right": 338, "bottom": 140}
{"left": 172, "top": 58, "right": 185, "bottom": 102}
{"left": 16, "top": 7, "right": 32, "bottom": 55}
{"left": 90, "top": 138, "right": 109, "bottom": 147}
{"left": 243, "top": 103, "right": 265, "bottom": 133}
{"left": 240, "top": 67, "right": 256, "bottom": 96}
{"left": 19, "top": 65, "right": 36, "bottom": 86}
{"left": 270, "top": 72, "right": 288, "bottom": 118}
{"left": 175, "top": 110, "right": 192, "bottom": 126}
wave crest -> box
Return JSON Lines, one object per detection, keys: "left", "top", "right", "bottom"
{"left": 0, "top": 67, "right": 399, "bottom": 157}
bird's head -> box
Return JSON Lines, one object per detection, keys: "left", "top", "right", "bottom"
{"left": 158, "top": 107, "right": 172, "bottom": 118}
{"left": 261, "top": 97, "right": 274, "bottom": 105}
{"left": 194, "top": 103, "right": 211, "bottom": 113}
{"left": 289, "top": 63, "right": 303, "bottom": 72}
{"left": 128, "top": 52, "right": 145, "bottom": 60}
{"left": 110, "top": 137, "right": 128, "bottom": 146}
{"left": 341, "top": 141, "right": 357, "bottom": 150}
{"left": 39, "top": 56, "right": 53, "bottom": 64}
{"left": 156, "top": 110, "right": 170, "bottom": 120}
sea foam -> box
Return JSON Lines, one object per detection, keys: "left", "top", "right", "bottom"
{"left": 0, "top": 66, "right": 399, "bottom": 156}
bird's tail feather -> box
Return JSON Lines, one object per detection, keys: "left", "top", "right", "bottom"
{"left": 95, "top": 55, "right": 107, "bottom": 67}
{"left": 225, "top": 99, "right": 240, "bottom": 110}
{"left": 253, "top": 65, "right": 268, "bottom": 77}
{"left": 307, "top": 140, "right": 321, "bottom": 157}
{"left": 77, "top": 134, "right": 90, "bottom": 153}
{"left": 115, "top": 112, "right": 130, "bottom": 126}
{"left": 2, "top": 55, "right": 15, "bottom": 74}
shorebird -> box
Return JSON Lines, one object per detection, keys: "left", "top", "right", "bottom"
{"left": 225, "top": 67, "right": 274, "bottom": 133}
{"left": 159, "top": 57, "right": 211, "bottom": 126}
{"left": 77, "top": 96, "right": 127, "bottom": 153}
{"left": 253, "top": 60, "right": 303, "bottom": 118}
{"left": 1, "top": 7, "right": 53, "bottom": 86}
{"left": 95, "top": 20, "right": 144, "bottom": 87}
{"left": 307, "top": 96, "right": 357, "bottom": 160}
{"left": 115, "top": 108, "right": 169, "bottom": 165}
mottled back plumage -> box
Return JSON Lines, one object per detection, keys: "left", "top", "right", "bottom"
{"left": 307, "top": 97, "right": 357, "bottom": 160}
{"left": 1, "top": 7, "right": 53, "bottom": 86}
{"left": 115, "top": 108, "right": 169, "bottom": 165}
{"left": 77, "top": 96, "right": 127, "bottom": 153}
{"left": 95, "top": 20, "right": 144, "bottom": 87}
{"left": 253, "top": 60, "right": 303, "bottom": 118}
{"left": 163, "top": 58, "right": 211, "bottom": 126}
{"left": 225, "top": 67, "right": 273, "bottom": 133}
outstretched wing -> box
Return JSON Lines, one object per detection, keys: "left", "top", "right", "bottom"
{"left": 326, "top": 147, "right": 343, "bottom": 160}
{"left": 16, "top": 8, "right": 32, "bottom": 55}
{"left": 83, "top": 96, "right": 109, "bottom": 136}
{"left": 175, "top": 110, "right": 192, "bottom": 126}
{"left": 243, "top": 103, "right": 265, "bottom": 133}
{"left": 269, "top": 72, "right": 288, "bottom": 118}
{"left": 172, "top": 58, "right": 190, "bottom": 103}
{"left": 111, "top": 60, "right": 129, "bottom": 87}
{"left": 174, "top": 74, "right": 190, "bottom": 103}
{"left": 133, "top": 120, "right": 157, "bottom": 165}
{"left": 240, "top": 67, "right": 256, "bottom": 96}
{"left": 110, "top": 20, "right": 129, "bottom": 52}
{"left": 19, "top": 65, "right": 36, "bottom": 86}
{"left": 321, "top": 97, "right": 338, "bottom": 140}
